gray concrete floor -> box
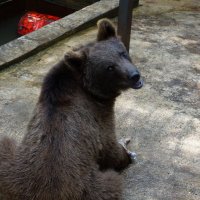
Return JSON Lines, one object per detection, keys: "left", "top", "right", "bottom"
{"left": 0, "top": 0, "right": 200, "bottom": 199}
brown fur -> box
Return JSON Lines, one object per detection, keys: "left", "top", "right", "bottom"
{"left": 0, "top": 19, "right": 142, "bottom": 200}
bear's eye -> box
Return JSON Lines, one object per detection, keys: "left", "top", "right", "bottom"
{"left": 120, "top": 52, "right": 128, "bottom": 58}
{"left": 107, "top": 65, "right": 115, "bottom": 71}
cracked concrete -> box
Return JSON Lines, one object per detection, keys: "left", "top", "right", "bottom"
{"left": 0, "top": 0, "right": 200, "bottom": 199}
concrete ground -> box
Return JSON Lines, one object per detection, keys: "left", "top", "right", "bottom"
{"left": 0, "top": 0, "right": 200, "bottom": 199}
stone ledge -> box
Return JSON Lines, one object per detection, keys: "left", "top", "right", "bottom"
{"left": 0, "top": 0, "right": 119, "bottom": 70}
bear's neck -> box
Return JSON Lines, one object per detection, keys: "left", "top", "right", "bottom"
{"left": 84, "top": 89, "right": 116, "bottom": 107}
{"left": 81, "top": 81, "right": 120, "bottom": 107}
{"left": 38, "top": 59, "right": 116, "bottom": 118}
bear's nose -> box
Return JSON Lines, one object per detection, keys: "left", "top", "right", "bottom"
{"left": 129, "top": 71, "right": 140, "bottom": 84}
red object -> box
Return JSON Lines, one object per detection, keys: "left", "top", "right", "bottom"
{"left": 18, "top": 11, "right": 60, "bottom": 35}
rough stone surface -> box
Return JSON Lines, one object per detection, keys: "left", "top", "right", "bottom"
{"left": 0, "top": 0, "right": 200, "bottom": 199}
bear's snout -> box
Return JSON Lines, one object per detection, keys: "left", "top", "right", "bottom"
{"left": 128, "top": 70, "right": 143, "bottom": 90}
{"left": 129, "top": 70, "right": 140, "bottom": 84}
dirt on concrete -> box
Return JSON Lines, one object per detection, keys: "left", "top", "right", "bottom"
{"left": 0, "top": 0, "right": 200, "bottom": 199}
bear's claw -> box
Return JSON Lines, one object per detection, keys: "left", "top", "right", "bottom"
{"left": 128, "top": 151, "right": 137, "bottom": 162}
{"left": 119, "top": 138, "right": 137, "bottom": 162}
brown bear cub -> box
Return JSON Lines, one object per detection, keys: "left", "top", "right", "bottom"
{"left": 0, "top": 19, "right": 143, "bottom": 200}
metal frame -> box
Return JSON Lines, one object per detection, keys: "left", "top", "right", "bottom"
{"left": 118, "top": 0, "right": 137, "bottom": 52}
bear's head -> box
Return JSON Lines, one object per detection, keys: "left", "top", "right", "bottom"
{"left": 64, "top": 19, "right": 143, "bottom": 100}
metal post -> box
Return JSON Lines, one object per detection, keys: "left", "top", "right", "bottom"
{"left": 118, "top": 0, "right": 135, "bottom": 52}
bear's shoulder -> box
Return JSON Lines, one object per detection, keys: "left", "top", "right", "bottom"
{"left": 39, "top": 59, "right": 78, "bottom": 106}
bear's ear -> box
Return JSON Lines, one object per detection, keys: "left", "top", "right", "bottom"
{"left": 97, "top": 19, "right": 117, "bottom": 41}
{"left": 64, "top": 50, "right": 87, "bottom": 72}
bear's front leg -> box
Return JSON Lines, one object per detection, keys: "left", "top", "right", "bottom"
{"left": 98, "top": 138, "right": 135, "bottom": 172}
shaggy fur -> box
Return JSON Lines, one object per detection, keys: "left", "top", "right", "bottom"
{"left": 0, "top": 19, "right": 142, "bottom": 200}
